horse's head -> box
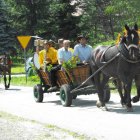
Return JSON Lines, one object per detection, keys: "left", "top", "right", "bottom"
{"left": 121, "top": 24, "right": 140, "bottom": 61}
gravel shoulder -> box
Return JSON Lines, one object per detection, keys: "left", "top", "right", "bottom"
{"left": 0, "top": 111, "right": 94, "bottom": 140}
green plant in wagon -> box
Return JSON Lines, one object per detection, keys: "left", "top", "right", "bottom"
{"left": 46, "top": 64, "right": 53, "bottom": 72}
{"left": 62, "top": 56, "right": 80, "bottom": 83}
{"left": 62, "top": 56, "right": 80, "bottom": 71}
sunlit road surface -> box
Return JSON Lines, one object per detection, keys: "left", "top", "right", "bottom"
{"left": 0, "top": 84, "right": 140, "bottom": 140}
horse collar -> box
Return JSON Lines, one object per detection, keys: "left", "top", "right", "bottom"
{"left": 118, "top": 43, "right": 140, "bottom": 63}
{"left": 120, "top": 53, "right": 140, "bottom": 63}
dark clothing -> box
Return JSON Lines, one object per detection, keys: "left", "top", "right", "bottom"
{"left": 48, "top": 64, "right": 61, "bottom": 86}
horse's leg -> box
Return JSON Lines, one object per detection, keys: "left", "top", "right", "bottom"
{"left": 118, "top": 63, "right": 133, "bottom": 111}
{"left": 4, "top": 68, "right": 11, "bottom": 89}
{"left": 132, "top": 75, "right": 140, "bottom": 103}
{"left": 7, "top": 72, "right": 11, "bottom": 88}
{"left": 94, "top": 72, "right": 108, "bottom": 110}
{"left": 7, "top": 68, "right": 11, "bottom": 88}
{"left": 113, "top": 79, "right": 126, "bottom": 106}
{"left": 90, "top": 57, "right": 108, "bottom": 110}
{"left": 101, "top": 74, "right": 110, "bottom": 102}
{"left": 123, "top": 81, "right": 133, "bottom": 112}
{"left": 3, "top": 72, "right": 8, "bottom": 90}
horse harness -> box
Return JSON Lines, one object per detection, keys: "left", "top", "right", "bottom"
{"left": 118, "top": 43, "right": 140, "bottom": 63}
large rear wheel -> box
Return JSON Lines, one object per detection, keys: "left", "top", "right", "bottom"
{"left": 60, "top": 84, "right": 72, "bottom": 107}
{"left": 33, "top": 84, "right": 43, "bottom": 102}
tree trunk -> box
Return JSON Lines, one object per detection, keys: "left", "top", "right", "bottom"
{"left": 109, "top": 15, "right": 115, "bottom": 40}
{"left": 26, "top": 0, "right": 37, "bottom": 35}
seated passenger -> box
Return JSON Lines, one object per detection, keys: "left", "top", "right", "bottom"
{"left": 58, "top": 38, "right": 64, "bottom": 49}
{"left": 39, "top": 40, "right": 58, "bottom": 68}
{"left": 39, "top": 40, "right": 60, "bottom": 91}
{"left": 58, "top": 40, "right": 73, "bottom": 64}
{"left": 73, "top": 35, "right": 93, "bottom": 64}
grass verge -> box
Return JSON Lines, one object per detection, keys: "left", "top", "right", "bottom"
{"left": 10, "top": 76, "right": 40, "bottom": 87}
{"left": 11, "top": 64, "right": 25, "bottom": 74}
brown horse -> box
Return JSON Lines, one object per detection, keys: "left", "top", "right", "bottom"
{"left": 90, "top": 24, "right": 140, "bottom": 111}
{"left": 0, "top": 53, "right": 12, "bottom": 89}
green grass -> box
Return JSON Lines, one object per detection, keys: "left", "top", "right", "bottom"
{"left": 109, "top": 80, "right": 137, "bottom": 95}
{"left": 11, "top": 64, "right": 25, "bottom": 74}
{"left": 11, "top": 76, "right": 40, "bottom": 86}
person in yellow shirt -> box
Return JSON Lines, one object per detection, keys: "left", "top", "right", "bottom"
{"left": 39, "top": 40, "right": 58, "bottom": 67}
{"left": 39, "top": 40, "right": 60, "bottom": 91}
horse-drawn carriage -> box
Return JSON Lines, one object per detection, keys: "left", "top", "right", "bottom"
{"left": 33, "top": 52, "right": 111, "bottom": 106}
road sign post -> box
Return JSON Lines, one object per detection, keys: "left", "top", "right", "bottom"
{"left": 17, "top": 36, "right": 31, "bottom": 83}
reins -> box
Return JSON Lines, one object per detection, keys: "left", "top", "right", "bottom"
{"left": 119, "top": 43, "right": 140, "bottom": 63}
{"left": 120, "top": 53, "right": 140, "bottom": 63}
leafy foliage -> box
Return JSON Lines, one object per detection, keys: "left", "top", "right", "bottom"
{"left": 62, "top": 56, "right": 80, "bottom": 71}
{"left": 0, "top": 0, "right": 16, "bottom": 55}
{"left": 78, "top": 0, "right": 140, "bottom": 46}
{"left": 46, "top": 64, "right": 53, "bottom": 72}
{"left": 2, "top": 0, "right": 140, "bottom": 52}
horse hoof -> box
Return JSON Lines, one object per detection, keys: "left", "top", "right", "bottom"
{"left": 132, "top": 96, "right": 139, "bottom": 103}
{"left": 101, "top": 106, "right": 109, "bottom": 111}
{"left": 126, "top": 107, "right": 133, "bottom": 112}
{"left": 122, "top": 104, "right": 126, "bottom": 108}
{"left": 96, "top": 100, "right": 102, "bottom": 108}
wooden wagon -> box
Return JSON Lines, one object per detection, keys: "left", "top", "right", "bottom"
{"left": 33, "top": 53, "right": 110, "bottom": 106}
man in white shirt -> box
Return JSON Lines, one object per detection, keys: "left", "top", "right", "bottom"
{"left": 73, "top": 35, "right": 93, "bottom": 64}
{"left": 58, "top": 40, "right": 73, "bottom": 64}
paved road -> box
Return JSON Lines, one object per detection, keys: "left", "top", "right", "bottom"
{"left": 0, "top": 84, "right": 140, "bottom": 140}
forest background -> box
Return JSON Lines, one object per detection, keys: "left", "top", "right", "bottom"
{"left": 0, "top": 0, "right": 140, "bottom": 58}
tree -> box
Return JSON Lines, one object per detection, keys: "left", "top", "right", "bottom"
{"left": 78, "top": 0, "right": 140, "bottom": 45}
{"left": 0, "top": 0, "right": 15, "bottom": 55}
{"left": 5, "top": 0, "right": 50, "bottom": 35}
{"left": 4, "top": 0, "right": 140, "bottom": 48}
{"left": 5, "top": 0, "right": 81, "bottom": 41}
{"left": 105, "top": 0, "right": 140, "bottom": 26}
{"left": 48, "top": 0, "right": 81, "bottom": 40}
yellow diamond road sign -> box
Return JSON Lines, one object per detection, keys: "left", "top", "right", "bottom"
{"left": 17, "top": 36, "right": 31, "bottom": 49}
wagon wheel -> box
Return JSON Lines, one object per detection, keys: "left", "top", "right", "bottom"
{"left": 33, "top": 84, "right": 44, "bottom": 102}
{"left": 103, "top": 86, "right": 111, "bottom": 102}
{"left": 60, "top": 84, "right": 72, "bottom": 106}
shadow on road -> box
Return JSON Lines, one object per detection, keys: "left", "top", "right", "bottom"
{"left": 44, "top": 100, "right": 62, "bottom": 105}
{"left": 6, "top": 88, "right": 21, "bottom": 91}
{"left": 45, "top": 98, "right": 97, "bottom": 108}
{"left": 107, "top": 102, "right": 140, "bottom": 114}
{"left": 72, "top": 98, "right": 96, "bottom": 107}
